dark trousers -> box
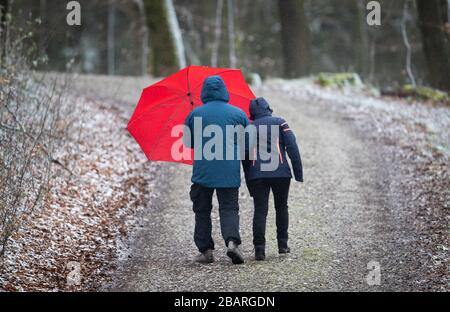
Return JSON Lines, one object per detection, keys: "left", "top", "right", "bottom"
{"left": 249, "top": 178, "right": 291, "bottom": 249}
{"left": 189, "top": 183, "right": 241, "bottom": 253}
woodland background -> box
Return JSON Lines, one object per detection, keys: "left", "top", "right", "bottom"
{"left": 1, "top": 0, "right": 449, "bottom": 91}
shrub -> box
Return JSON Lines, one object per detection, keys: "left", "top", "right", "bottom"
{"left": 0, "top": 20, "right": 73, "bottom": 256}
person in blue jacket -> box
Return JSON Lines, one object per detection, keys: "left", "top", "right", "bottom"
{"left": 183, "top": 76, "right": 249, "bottom": 264}
{"left": 243, "top": 97, "right": 303, "bottom": 261}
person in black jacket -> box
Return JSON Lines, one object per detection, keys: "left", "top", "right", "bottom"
{"left": 243, "top": 97, "right": 303, "bottom": 261}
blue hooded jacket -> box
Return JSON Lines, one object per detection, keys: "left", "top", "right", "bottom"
{"left": 243, "top": 97, "right": 303, "bottom": 182}
{"left": 183, "top": 76, "right": 250, "bottom": 188}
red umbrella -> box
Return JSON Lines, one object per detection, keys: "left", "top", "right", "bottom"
{"left": 127, "top": 65, "right": 255, "bottom": 164}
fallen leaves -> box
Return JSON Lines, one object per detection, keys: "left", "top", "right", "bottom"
{"left": 0, "top": 91, "right": 154, "bottom": 291}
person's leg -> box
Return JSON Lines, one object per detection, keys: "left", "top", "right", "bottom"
{"left": 190, "top": 183, "right": 215, "bottom": 253}
{"left": 251, "top": 180, "right": 271, "bottom": 249}
{"left": 216, "top": 187, "right": 244, "bottom": 264}
{"left": 216, "top": 187, "right": 241, "bottom": 246}
{"left": 271, "top": 178, "right": 291, "bottom": 251}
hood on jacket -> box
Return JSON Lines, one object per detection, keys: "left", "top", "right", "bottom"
{"left": 249, "top": 97, "right": 273, "bottom": 120}
{"left": 201, "top": 76, "right": 230, "bottom": 103}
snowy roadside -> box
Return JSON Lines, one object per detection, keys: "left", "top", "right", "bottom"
{"left": 0, "top": 76, "right": 156, "bottom": 291}
{"left": 262, "top": 79, "right": 449, "bottom": 290}
{"left": 265, "top": 78, "right": 450, "bottom": 159}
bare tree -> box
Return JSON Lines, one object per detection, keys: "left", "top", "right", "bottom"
{"left": 227, "top": 0, "right": 236, "bottom": 68}
{"left": 401, "top": 0, "right": 416, "bottom": 86}
{"left": 0, "top": 0, "right": 7, "bottom": 32}
{"left": 143, "top": 0, "right": 184, "bottom": 75}
{"left": 134, "top": 0, "right": 149, "bottom": 75}
{"left": 0, "top": 0, "right": 8, "bottom": 64}
{"left": 107, "top": 0, "right": 116, "bottom": 75}
{"left": 278, "top": 0, "right": 311, "bottom": 78}
{"left": 211, "top": 0, "right": 224, "bottom": 67}
{"left": 354, "top": 0, "right": 369, "bottom": 77}
{"left": 38, "top": 0, "right": 47, "bottom": 58}
{"left": 164, "top": 0, "right": 186, "bottom": 69}
{"left": 417, "top": 0, "right": 450, "bottom": 90}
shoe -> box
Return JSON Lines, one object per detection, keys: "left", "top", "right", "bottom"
{"left": 226, "top": 241, "right": 244, "bottom": 264}
{"left": 278, "top": 247, "right": 291, "bottom": 254}
{"left": 194, "top": 249, "right": 214, "bottom": 264}
{"left": 254, "top": 246, "right": 265, "bottom": 261}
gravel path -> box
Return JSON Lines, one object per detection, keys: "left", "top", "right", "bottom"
{"left": 2, "top": 75, "right": 445, "bottom": 291}
{"left": 107, "top": 89, "right": 424, "bottom": 291}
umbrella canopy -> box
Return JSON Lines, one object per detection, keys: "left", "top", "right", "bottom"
{"left": 127, "top": 65, "right": 255, "bottom": 164}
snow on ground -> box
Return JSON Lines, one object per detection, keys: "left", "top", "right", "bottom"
{"left": 265, "top": 78, "right": 450, "bottom": 160}
{"left": 0, "top": 83, "right": 156, "bottom": 291}
{"left": 262, "top": 79, "right": 449, "bottom": 290}
{"left": 0, "top": 74, "right": 448, "bottom": 291}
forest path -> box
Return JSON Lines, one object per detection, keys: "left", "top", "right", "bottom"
{"left": 105, "top": 87, "right": 416, "bottom": 292}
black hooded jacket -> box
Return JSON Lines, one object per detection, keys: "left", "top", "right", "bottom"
{"left": 243, "top": 97, "right": 303, "bottom": 182}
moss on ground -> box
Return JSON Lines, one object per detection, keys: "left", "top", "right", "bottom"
{"left": 402, "top": 85, "right": 450, "bottom": 105}
{"left": 316, "top": 72, "right": 363, "bottom": 88}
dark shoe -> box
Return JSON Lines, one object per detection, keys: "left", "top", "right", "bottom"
{"left": 278, "top": 247, "right": 291, "bottom": 254}
{"left": 255, "top": 245, "right": 265, "bottom": 261}
{"left": 226, "top": 241, "right": 244, "bottom": 264}
{"left": 194, "top": 249, "right": 214, "bottom": 264}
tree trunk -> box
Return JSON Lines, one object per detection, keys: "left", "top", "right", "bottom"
{"left": 401, "top": 0, "right": 416, "bottom": 86}
{"left": 227, "top": 0, "right": 236, "bottom": 68}
{"left": 0, "top": 0, "right": 8, "bottom": 65}
{"left": 143, "top": 0, "right": 184, "bottom": 76}
{"left": 133, "top": 0, "right": 149, "bottom": 76}
{"left": 0, "top": 0, "right": 7, "bottom": 33}
{"left": 354, "top": 0, "right": 369, "bottom": 78}
{"left": 277, "top": 0, "right": 311, "bottom": 78}
{"left": 164, "top": 0, "right": 186, "bottom": 69}
{"left": 211, "top": 0, "right": 224, "bottom": 67}
{"left": 417, "top": 0, "right": 450, "bottom": 91}
{"left": 39, "top": 0, "right": 47, "bottom": 58}
{"left": 107, "top": 0, "right": 116, "bottom": 75}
